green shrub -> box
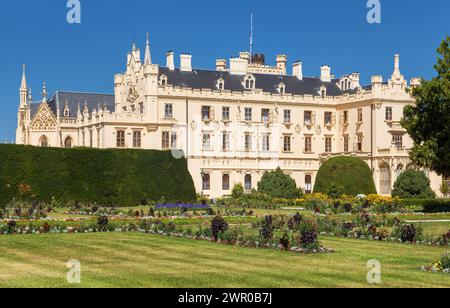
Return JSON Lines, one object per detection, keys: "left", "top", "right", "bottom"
{"left": 314, "top": 156, "right": 377, "bottom": 196}
{"left": 231, "top": 184, "right": 245, "bottom": 199}
{"left": 422, "top": 199, "right": 450, "bottom": 213}
{"left": 0, "top": 145, "right": 196, "bottom": 206}
{"left": 257, "top": 168, "right": 300, "bottom": 199}
{"left": 392, "top": 170, "right": 436, "bottom": 199}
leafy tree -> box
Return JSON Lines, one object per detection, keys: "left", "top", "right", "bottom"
{"left": 257, "top": 168, "right": 300, "bottom": 199}
{"left": 440, "top": 182, "right": 449, "bottom": 198}
{"left": 314, "top": 156, "right": 377, "bottom": 196}
{"left": 402, "top": 36, "right": 450, "bottom": 177}
{"left": 231, "top": 183, "right": 244, "bottom": 199}
{"left": 392, "top": 170, "right": 436, "bottom": 199}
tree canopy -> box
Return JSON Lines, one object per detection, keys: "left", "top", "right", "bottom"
{"left": 392, "top": 170, "right": 436, "bottom": 199}
{"left": 257, "top": 168, "right": 301, "bottom": 199}
{"left": 402, "top": 36, "right": 450, "bottom": 177}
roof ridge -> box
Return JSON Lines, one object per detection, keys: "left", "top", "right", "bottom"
{"left": 55, "top": 90, "right": 114, "bottom": 96}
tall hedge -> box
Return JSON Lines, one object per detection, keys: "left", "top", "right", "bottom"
{"left": 314, "top": 156, "right": 377, "bottom": 196}
{"left": 0, "top": 145, "right": 196, "bottom": 206}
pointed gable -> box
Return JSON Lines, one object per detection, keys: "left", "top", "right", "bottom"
{"left": 31, "top": 102, "right": 58, "bottom": 131}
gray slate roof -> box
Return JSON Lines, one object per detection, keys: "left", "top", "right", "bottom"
{"left": 159, "top": 67, "right": 358, "bottom": 96}
{"left": 30, "top": 91, "right": 115, "bottom": 118}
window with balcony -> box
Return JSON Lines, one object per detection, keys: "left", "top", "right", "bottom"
{"left": 202, "top": 106, "right": 212, "bottom": 121}
{"left": 392, "top": 134, "right": 403, "bottom": 149}
{"left": 164, "top": 104, "right": 173, "bottom": 118}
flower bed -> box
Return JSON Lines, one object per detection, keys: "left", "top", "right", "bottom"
{"left": 421, "top": 253, "right": 450, "bottom": 274}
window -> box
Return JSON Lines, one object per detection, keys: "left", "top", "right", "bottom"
{"left": 244, "top": 174, "right": 252, "bottom": 191}
{"left": 40, "top": 136, "right": 49, "bottom": 148}
{"left": 133, "top": 131, "right": 141, "bottom": 148}
{"left": 262, "top": 134, "right": 270, "bottom": 152}
{"left": 217, "top": 78, "right": 225, "bottom": 90}
{"left": 279, "top": 83, "right": 285, "bottom": 95}
{"left": 222, "top": 132, "right": 230, "bottom": 152}
{"left": 159, "top": 75, "right": 168, "bottom": 86}
{"left": 245, "top": 108, "right": 252, "bottom": 122}
{"left": 171, "top": 132, "right": 177, "bottom": 149}
{"left": 244, "top": 75, "right": 255, "bottom": 89}
{"left": 324, "top": 112, "right": 332, "bottom": 126}
{"left": 396, "top": 165, "right": 404, "bottom": 178}
{"left": 343, "top": 135, "right": 349, "bottom": 153}
{"left": 64, "top": 137, "right": 72, "bottom": 148}
{"left": 261, "top": 109, "right": 270, "bottom": 123}
{"left": 357, "top": 108, "right": 363, "bottom": 123}
{"left": 89, "top": 130, "right": 93, "bottom": 148}
{"left": 162, "top": 131, "right": 170, "bottom": 150}
{"left": 222, "top": 106, "right": 230, "bottom": 121}
{"left": 325, "top": 137, "right": 332, "bottom": 153}
{"left": 64, "top": 106, "right": 70, "bottom": 117}
{"left": 392, "top": 134, "right": 403, "bottom": 149}
{"left": 284, "top": 110, "right": 291, "bottom": 124}
{"left": 304, "top": 111, "right": 312, "bottom": 126}
{"left": 222, "top": 174, "right": 230, "bottom": 191}
{"left": 202, "top": 173, "right": 211, "bottom": 191}
{"left": 305, "top": 175, "right": 312, "bottom": 194}
{"left": 343, "top": 111, "right": 349, "bottom": 125}
{"left": 202, "top": 106, "right": 211, "bottom": 121}
{"left": 203, "top": 133, "right": 211, "bottom": 151}
{"left": 139, "top": 102, "right": 144, "bottom": 115}
{"left": 386, "top": 107, "right": 393, "bottom": 121}
{"left": 244, "top": 133, "right": 252, "bottom": 152}
{"left": 165, "top": 104, "right": 173, "bottom": 118}
{"left": 283, "top": 135, "right": 291, "bottom": 152}
{"left": 380, "top": 163, "right": 391, "bottom": 195}
{"left": 357, "top": 134, "right": 363, "bottom": 152}
{"left": 305, "top": 136, "right": 312, "bottom": 153}
{"left": 320, "top": 86, "right": 327, "bottom": 98}
{"left": 82, "top": 131, "right": 85, "bottom": 147}
{"left": 117, "top": 130, "right": 125, "bottom": 148}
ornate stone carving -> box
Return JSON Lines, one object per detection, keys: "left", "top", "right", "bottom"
{"left": 31, "top": 103, "right": 57, "bottom": 131}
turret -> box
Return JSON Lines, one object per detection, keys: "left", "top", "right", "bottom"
{"left": 19, "top": 64, "right": 27, "bottom": 108}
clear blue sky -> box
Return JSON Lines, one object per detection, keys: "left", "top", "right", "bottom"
{"left": 0, "top": 0, "right": 449, "bottom": 141}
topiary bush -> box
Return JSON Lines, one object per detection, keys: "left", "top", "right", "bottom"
{"left": 0, "top": 144, "right": 196, "bottom": 206}
{"left": 422, "top": 199, "right": 450, "bottom": 213}
{"left": 314, "top": 156, "right": 377, "bottom": 196}
{"left": 257, "top": 168, "right": 301, "bottom": 199}
{"left": 392, "top": 170, "right": 436, "bottom": 199}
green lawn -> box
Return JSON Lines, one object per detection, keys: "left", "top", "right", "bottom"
{"left": 0, "top": 233, "right": 448, "bottom": 288}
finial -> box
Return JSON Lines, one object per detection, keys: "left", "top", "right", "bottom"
{"left": 20, "top": 64, "right": 27, "bottom": 90}
{"left": 144, "top": 32, "right": 152, "bottom": 65}
{"left": 42, "top": 82, "right": 47, "bottom": 99}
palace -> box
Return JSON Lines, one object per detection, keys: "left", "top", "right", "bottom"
{"left": 16, "top": 35, "right": 443, "bottom": 197}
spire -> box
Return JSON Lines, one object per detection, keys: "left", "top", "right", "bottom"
{"left": 20, "top": 64, "right": 27, "bottom": 90}
{"left": 144, "top": 32, "right": 152, "bottom": 65}
{"left": 41, "top": 82, "right": 48, "bottom": 104}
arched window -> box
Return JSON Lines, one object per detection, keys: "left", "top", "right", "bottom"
{"left": 380, "top": 163, "right": 391, "bottom": 195}
{"left": 320, "top": 86, "right": 327, "bottom": 98}
{"left": 159, "top": 75, "right": 168, "bottom": 86}
{"left": 244, "top": 75, "right": 255, "bottom": 90}
{"left": 40, "top": 135, "right": 49, "bottom": 147}
{"left": 244, "top": 174, "right": 252, "bottom": 191}
{"left": 305, "top": 175, "right": 312, "bottom": 194}
{"left": 278, "top": 83, "right": 286, "bottom": 95}
{"left": 216, "top": 78, "right": 225, "bottom": 90}
{"left": 64, "top": 136, "right": 73, "bottom": 148}
{"left": 64, "top": 105, "right": 70, "bottom": 117}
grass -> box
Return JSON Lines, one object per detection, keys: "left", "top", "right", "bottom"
{"left": 0, "top": 233, "right": 449, "bottom": 288}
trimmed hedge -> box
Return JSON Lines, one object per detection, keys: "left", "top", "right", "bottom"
{"left": 314, "top": 156, "right": 377, "bottom": 196}
{"left": 0, "top": 145, "right": 196, "bottom": 206}
{"left": 422, "top": 199, "right": 450, "bottom": 213}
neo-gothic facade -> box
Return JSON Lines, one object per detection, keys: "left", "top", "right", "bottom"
{"left": 16, "top": 35, "right": 443, "bottom": 198}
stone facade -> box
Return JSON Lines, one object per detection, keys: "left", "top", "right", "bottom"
{"left": 16, "top": 36, "right": 443, "bottom": 198}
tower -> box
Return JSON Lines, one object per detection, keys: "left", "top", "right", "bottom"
{"left": 16, "top": 64, "right": 29, "bottom": 144}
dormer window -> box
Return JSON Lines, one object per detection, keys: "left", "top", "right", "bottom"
{"left": 244, "top": 74, "right": 255, "bottom": 90}
{"left": 216, "top": 78, "right": 225, "bottom": 90}
{"left": 278, "top": 83, "right": 286, "bottom": 95}
{"left": 320, "top": 86, "right": 327, "bottom": 98}
{"left": 64, "top": 103, "right": 70, "bottom": 117}
{"left": 159, "top": 75, "right": 168, "bottom": 86}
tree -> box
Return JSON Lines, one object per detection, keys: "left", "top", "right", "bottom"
{"left": 314, "top": 156, "right": 377, "bottom": 196}
{"left": 402, "top": 36, "right": 450, "bottom": 177}
{"left": 392, "top": 170, "right": 435, "bottom": 199}
{"left": 440, "top": 182, "right": 449, "bottom": 198}
{"left": 231, "top": 183, "right": 244, "bottom": 199}
{"left": 257, "top": 168, "right": 300, "bottom": 199}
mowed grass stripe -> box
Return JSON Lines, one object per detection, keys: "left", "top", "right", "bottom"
{"left": 0, "top": 233, "right": 449, "bottom": 288}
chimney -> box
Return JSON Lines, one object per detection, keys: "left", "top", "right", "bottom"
{"left": 276, "top": 55, "right": 287, "bottom": 75}
{"left": 351, "top": 72, "right": 361, "bottom": 89}
{"left": 166, "top": 51, "right": 175, "bottom": 70}
{"left": 320, "top": 65, "right": 331, "bottom": 82}
{"left": 394, "top": 54, "right": 400, "bottom": 72}
{"left": 371, "top": 75, "right": 383, "bottom": 94}
{"left": 229, "top": 57, "right": 248, "bottom": 75}
{"left": 180, "top": 53, "right": 192, "bottom": 72}
{"left": 216, "top": 59, "right": 227, "bottom": 71}
{"left": 292, "top": 61, "right": 303, "bottom": 80}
